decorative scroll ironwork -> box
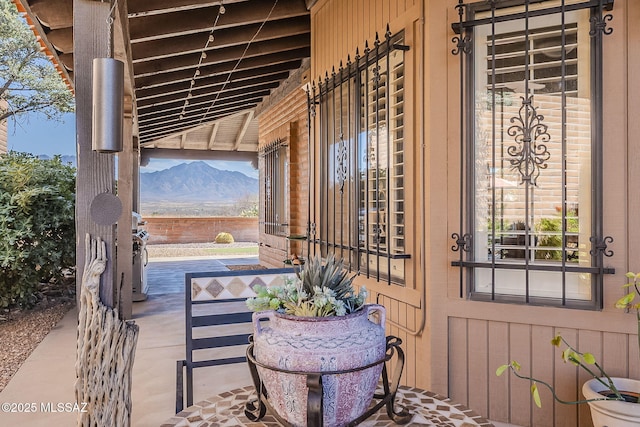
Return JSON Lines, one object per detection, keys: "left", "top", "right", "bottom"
{"left": 506, "top": 96, "right": 551, "bottom": 185}
{"left": 336, "top": 138, "right": 348, "bottom": 192}
{"left": 264, "top": 176, "right": 272, "bottom": 201}
{"left": 310, "top": 28, "right": 410, "bottom": 284}
{"left": 450, "top": 0, "right": 615, "bottom": 307}
{"left": 451, "top": 232, "right": 472, "bottom": 253}
{"left": 589, "top": 13, "right": 613, "bottom": 36}
{"left": 589, "top": 236, "right": 614, "bottom": 257}
{"left": 452, "top": 1, "right": 471, "bottom": 55}
{"left": 590, "top": 0, "right": 614, "bottom": 37}
{"left": 451, "top": 34, "right": 472, "bottom": 55}
{"left": 261, "top": 139, "right": 287, "bottom": 236}
{"left": 308, "top": 88, "right": 317, "bottom": 118}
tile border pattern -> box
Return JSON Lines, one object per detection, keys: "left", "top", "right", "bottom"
{"left": 161, "top": 384, "right": 495, "bottom": 427}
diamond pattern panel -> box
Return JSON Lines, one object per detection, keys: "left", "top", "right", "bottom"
{"left": 190, "top": 272, "right": 297, "bottom": 302}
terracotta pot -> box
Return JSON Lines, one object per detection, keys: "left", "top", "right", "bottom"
{"left": 252, "top": 304, "right": 387, "bottom": 427}
{"left": 582, "top": 377, "right": 640, "bottom": 427}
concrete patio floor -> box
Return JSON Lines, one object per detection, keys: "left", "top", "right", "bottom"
{"left": 0, "top": 254, "right": 520, "bottom": 427}
{"left": 0, "top": 255, "right": 258, "bottom": 427}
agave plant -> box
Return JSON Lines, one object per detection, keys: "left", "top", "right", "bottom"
{"left": 246, "top": 254, "right": 367, "bottom": 317}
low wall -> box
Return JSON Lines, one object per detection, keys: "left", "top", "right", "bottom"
{"left": 144, "top": 217, "right": 258, "bottom": 244}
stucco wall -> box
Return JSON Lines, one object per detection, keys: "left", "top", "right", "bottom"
{"left": 144, "top": 217, "right": 258, "bottom": 244}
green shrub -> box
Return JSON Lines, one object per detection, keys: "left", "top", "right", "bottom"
{"left": 214, "top": 232, "right": 234, "bottom": 244}
{"left": 239, "top": 203, "right": 258, "bottom": 217}
{"left": 0, "top": 152, "right": 76, "bottom": 308}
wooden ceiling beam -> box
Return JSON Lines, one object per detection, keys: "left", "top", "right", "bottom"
{"left": 138, "top": 89, "right": 270, "bottom": 124}
{"left": 127, "top": 0, "right": 248, "bottom": 18}
{"left": 233, "top": 111, "right": 253, "bottom": 150}
{"left": 139, "top": 95, "right": 267, "bottom": 128}
{"left": 135, "top": 63, "right": 295, "bottom": 100}
{"left": 207, "top": 121, "right": 221, "bottom": 150}
{"left": 137, "top": 76, "right": 284, "bottom": 113}
{"left": 129, "top": 0, "right": 308, "bottom": 43}
{"left": 140, "top": 105, "right": 256, "bottom": 142}
{"left": 16, "top": 0, "right": 74, "bottom": 88}
{"left": 46, "top": 27, "right": 73, "bottom": 53}
{"left": 139, "top": 96, "right": 261, "bottom": 126}
{"left": 131, "top": 18, "right": 309, "bottom": 63}
{"left": 139, "top": 148, "right": 258, "bottom": 164}
{"left": 134, "top": 49, "right": 307, "bottom": 89}
{"left": 28, "top": 0, "right": 72, "bottom": 29}
{"left": 139, "top": 100, "right": 263, "bottom": 135}
{"left": 134, "top": 34, "right": 309, "bottom": 78}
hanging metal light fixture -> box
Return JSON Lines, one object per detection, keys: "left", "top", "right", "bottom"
{"left": 92, "top": 57, "right": 124, "bottom": 153}
{"left": 92, "top": 0, "right": 124, "bottom": 153}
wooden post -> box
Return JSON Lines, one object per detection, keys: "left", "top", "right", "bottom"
{"left": 116, "top": 104, "right": 134, "bottom": 319}
{"left": 73, "top": 0, "right": 116, "bottom": 308}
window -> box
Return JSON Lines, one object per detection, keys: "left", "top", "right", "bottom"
{"left": 310, "top": 30, "right": 410, "bottom": 285}
{"left": 452, "top": 0, "right": 614, "bottom": 308}
{"left": 262, "top": 139, "right": 287, "bottom": 236}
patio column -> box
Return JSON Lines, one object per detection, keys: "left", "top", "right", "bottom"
{"left": 116, "top": 105, "right": 134, "bottom": 319}
{"left": 73, "top": 0, "right": 117, "bottom": 308}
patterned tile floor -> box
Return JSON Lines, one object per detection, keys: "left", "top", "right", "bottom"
{"left": 161, "top": 385, "right": 494, "bottom": 427}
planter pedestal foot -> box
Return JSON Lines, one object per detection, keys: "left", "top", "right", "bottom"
{"left": 245, "top": 335, "right": 411, "bottom": 426}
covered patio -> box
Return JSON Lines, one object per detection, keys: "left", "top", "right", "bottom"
{"left": 0, "top": 255, "right": 260, "bottom": 426}
{"left": 4, "top": 1, "right": 640, "bottom": 426}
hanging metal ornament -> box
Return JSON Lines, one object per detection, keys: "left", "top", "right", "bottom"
{"left": 92, "top": 0, "right": 124, "bottom": 153}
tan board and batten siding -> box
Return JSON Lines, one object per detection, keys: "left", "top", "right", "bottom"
{"left": 256, "top": 1, "right": 640, "bottom": 426}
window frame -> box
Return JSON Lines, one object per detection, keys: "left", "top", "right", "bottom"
{"left": 261, "top": 139, "right": 288, "bottom": 237}
{"left": 451, "top": 0, "right": 615, "bottom": 309}
{"left": 308, "top": 29, "right": 411, "bottom": 286}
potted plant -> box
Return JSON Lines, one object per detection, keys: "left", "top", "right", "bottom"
{"left": 497, "top": 272, "right": 640, "bottom": 426}
{"left": 246, "top": 254, "right": 386, "bottom": 426}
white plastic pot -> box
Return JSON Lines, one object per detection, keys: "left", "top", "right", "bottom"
{"left": 582, "top": 377, "right": 640, "bottom": 427}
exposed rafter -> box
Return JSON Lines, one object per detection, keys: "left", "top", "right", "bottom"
{"left": 234, "top": 111, "right": 254, "bottom": 150}
{"left": 17, "top": 0, "right": 311, "bottom": 151}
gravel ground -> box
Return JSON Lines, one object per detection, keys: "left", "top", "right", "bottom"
{"left": 0, "top": 299, "right": 75, "bottom": 392}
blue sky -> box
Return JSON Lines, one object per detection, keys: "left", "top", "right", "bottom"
{"left": 6, "top": 112, "right": 258, "bottom": 178}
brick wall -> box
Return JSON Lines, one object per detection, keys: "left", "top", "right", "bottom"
{"left": 257, "top": 70, "right": 309, "bottom": 267}
{"left": 144, "top": 217, "right": 258, "bottom": 244}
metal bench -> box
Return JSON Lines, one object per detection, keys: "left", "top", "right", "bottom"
{"left": 175, "top": 268, "right": 295, "bottom": 413}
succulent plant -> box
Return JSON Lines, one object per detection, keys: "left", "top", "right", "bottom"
{"left": 246, "top": 254, "right": 366, "bottom": 317}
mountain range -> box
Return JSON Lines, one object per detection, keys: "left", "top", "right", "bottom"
{"left": 140, "top": 161, "right": 258, "bottom": 202}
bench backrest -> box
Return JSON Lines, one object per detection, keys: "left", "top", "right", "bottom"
{"left": 178, "top": 268, "right": 296, "bottom": 410}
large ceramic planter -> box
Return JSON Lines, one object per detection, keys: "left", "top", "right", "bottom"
{"left": 582, "top": 377, "right": 640, "bottom": 427}
{"left": 252, "top": 304, "right": 387, "bottom": 427}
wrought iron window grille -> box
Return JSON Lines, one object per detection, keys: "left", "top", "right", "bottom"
{"left": 308, "top": 26, "right": 410, "bottom": 286}
{"left": 260, "top": 139, "right": 288, "bottom": 236}
{"left": 451, "top": 0, "right": 615, "bottom": 308}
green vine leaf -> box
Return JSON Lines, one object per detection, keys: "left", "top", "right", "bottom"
{"left": 496, "top": 365, "right": 509, "bottom": 376}
{"left": 531, "top": 383, "right": 542, "bottom": 408}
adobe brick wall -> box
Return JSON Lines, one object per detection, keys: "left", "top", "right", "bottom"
{"left": 257, "top": 71, "right": 309, "bottom": 268}
{"left": 144, "top": 217, "right": 258, "bottom": 244}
